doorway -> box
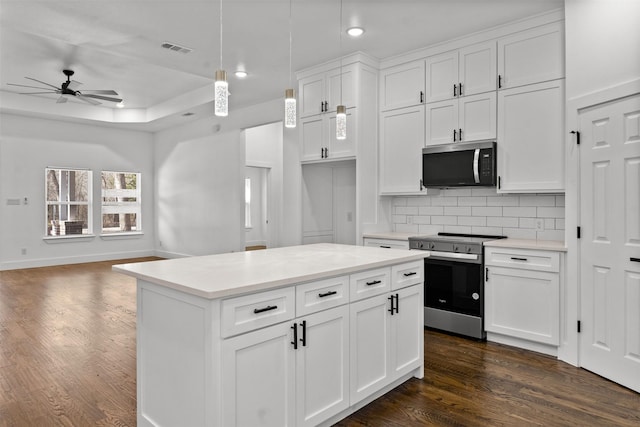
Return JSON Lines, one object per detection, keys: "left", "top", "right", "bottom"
{"left": 245, "top": 166, "right": 269, "bottom": 250}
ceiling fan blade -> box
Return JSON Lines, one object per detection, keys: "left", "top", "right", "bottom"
{"left": 80, "top": 90, "right": 119, "bottom": 95}
{"left": 81, "top": 93, "right": 122, "bottom": 103}
{"left": 7, "top": 83, "right": 58, "bottom": 91}
{"left": 67, "top": 80, "right": 82, "bottom": 91}
{"left": 76, "top": 94, "right": 101, "bottom": 105}
{"left": 24, "top": 77, "right": 60, "bottom": 90}
{"left": 57, "top": 96, "right": 68, "bottom": 104}
{"left": 18, "top": 92, "right": 58, "bottom": 95}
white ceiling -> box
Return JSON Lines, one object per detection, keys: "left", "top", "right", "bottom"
{"left": 0, "top": 0, "right": 563, "bottom": 131}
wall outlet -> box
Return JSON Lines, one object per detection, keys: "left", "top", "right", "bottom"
{"left": 535, "top": 218, "right": 545, "bottom": 231}
{"left": 407, "top": 216, "right": 413, "bottom": 224}
{"left": 21, "top": 248, "right": 27, "bottom": 255}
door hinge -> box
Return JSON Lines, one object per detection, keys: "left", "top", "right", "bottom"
{"left": 577, "top": 226, "right": 581, "bottom": 239}
{"left": 570, "top": 130, "right": 581, "bottom": 145}
{"left": 577, "top": 320, "right": 581, "bottom": 333}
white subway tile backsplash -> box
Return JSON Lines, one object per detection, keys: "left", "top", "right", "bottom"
{"left": 391, "top": 193, "right": 565, "bottom": 242}
{"left": 458, "top": 197, "right": 487, "bottom": 206}
{"left": 430, "top": 196, "right": 458, "bottom": 206}
{"left": 395, "top": 206, "right": 419, "bottom": 215}
{"left": 431, "top": 216, "right": 458, "bottom": 225}
{"left": 472, "top": 206, "right": 502, "bottom": 217}
{"left": 419, "top": 206, "right": 444, "bottom": 216}
{"left": 537, "top": 207, "right": 565, "bottom": 218}
{"left": 487, "top": 196, "right": 519, "bottom": 206}
{"left": 503, "top": 206, "right": 537, "bottom": 217}
{"left": 458, "top": 216, "right": 486, "bottom": 226}
{"left": 444, "top": 206, "right": 472, "bottom": 216}
{"left": 519, "top": 195, "right": 556, "bottom": 206}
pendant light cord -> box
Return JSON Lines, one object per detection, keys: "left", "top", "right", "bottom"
{"left": 289, "top": 0, "right": 293, "bottom": 86}
{"left": 219, "top": 0, "right": 223, "bottom": 69}
{"left": 339, "top": 0, "right": 343, "bottom": 104}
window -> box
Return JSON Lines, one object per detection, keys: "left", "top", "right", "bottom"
{"left": 45, "top": 168, "right": 92, "bottom": 236}
{"left": 101, "top": 171, "right": 142, "bottom": 234}
{"left": 245, "top": 177, "right": 252, "bottom": 228}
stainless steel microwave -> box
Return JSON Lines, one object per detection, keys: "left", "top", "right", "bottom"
{"left": 422, "top": 140, "right": 496, "bottom": 188}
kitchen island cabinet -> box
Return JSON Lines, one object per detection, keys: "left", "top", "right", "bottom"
{"left": 113, "top": 243, "right": 427, "bottom": 427}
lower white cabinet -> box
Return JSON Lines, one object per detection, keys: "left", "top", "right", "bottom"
{"left": 484, "top": 247, "right": 561, "bottom": 347}
{"left": 349, "top": 284, "right": 423, "bottom": 404}
{"left": 363, "top": 237, "right": 410, "bottom": 250}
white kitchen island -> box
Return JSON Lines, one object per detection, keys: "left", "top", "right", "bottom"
{"left": 113, "top": 243, "right": 428, "bottom": 427}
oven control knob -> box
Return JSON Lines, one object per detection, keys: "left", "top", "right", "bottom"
{"left": 472, "top": 293, "right": 479, "bottom": 300}
{"left": 430, "top": 243, "right": 435, "bottom": 249}
{"left": 467, "top": 247, "right": 471, "bottom": 253}
{"left": 454, "top": 246, "right": 459, "bottom": 252}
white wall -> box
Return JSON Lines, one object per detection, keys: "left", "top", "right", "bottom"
{"left": 565, "top": 0, "right": 640, "bottom": 100}
{"left": 0, "top": 113, "right": 155, "bottom": 269}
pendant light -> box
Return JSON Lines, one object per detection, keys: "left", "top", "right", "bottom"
{"left": 214, "top": 0, "right": 228, "bottom": 117}
{"left": 284, "top": 0, "right": 296, "bottom": 128}
{"left": 336, "top": 0, "right": 346, "bottom": 140}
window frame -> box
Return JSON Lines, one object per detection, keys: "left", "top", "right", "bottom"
{"left": 100, "top": 170, "right": 142, "bottom": 235}
{"left": 44, "top": 167, "right": 93, "bottom": 238}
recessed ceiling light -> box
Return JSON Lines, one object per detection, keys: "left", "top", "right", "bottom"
{"left": 347, "top": 27, "right": 364, "bottom": 37}
{"left": 235, "top": 70, "right": 248, "bottom": 78}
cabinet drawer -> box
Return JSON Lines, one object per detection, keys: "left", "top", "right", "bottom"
{"left": 391, "top": 261, "right": 423, "bottom": 290}
{"left": 485, "top": 247, "right": 560, "bottom": 272}
{"left": 221, "top": 287, "right": 295, "bottom": 338}
{"left": 363, "top": 238, "right": 409, "bottom": 250}
{"left": 296, "top": 275, "right": 349, "bottom": 317}
{"left": 350, "top": 267, "right": 391, "bottom": 301}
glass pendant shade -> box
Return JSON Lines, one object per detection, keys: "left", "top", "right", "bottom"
{"left": 284, "top": 89, "right": 297, "bottom": 128}
{"left": 214, "top": 69, "right": 228, "bottom": 117}
{"left": 336, "top": 105, "right": 347, "bottom": 140}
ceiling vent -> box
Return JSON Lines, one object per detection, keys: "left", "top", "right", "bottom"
{"left": 161, "top": 42, "right": 193, "bottom": 54}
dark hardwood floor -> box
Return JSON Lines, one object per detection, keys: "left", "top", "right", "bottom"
{"left": 0, "top": 259, "right": 638, "bottom": 426}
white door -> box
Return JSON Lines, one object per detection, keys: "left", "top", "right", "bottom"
{"left": 221, "top": 322, "right": 296, "bottom": 427}
{"left": 579, "top": 93, "right": 640, "bottom": 392}
{"left": 300, "top": 115, "right": 325, "bottom": 161}
{"left": 459, "top": 41, "right": 497, "bottom": 96}
{"left": 380, "top": 60, "right": 425, "bottom": 111}
{"left": 296, "top": 306, "right": 350, "bottom": 427}
{"left": 245, "top": 166, "right": 268, "bottom": 248}
{"left": 389, "top": 284, "right": 424, "bottom": 380}
{"left": 302, "top": 164, "right": 334, "bottom": 244}
{"left": 299, "top": 73, "right": 325, "bottom": 118}
{"left": 425, "top": 99, "right": 457, "bottom": 146}
{"left": 332, "top": 165, "right": 356, "bottom": 245}
{"left": 459, "top": 91, "right": 496, "bottom": 142}
{"left": 425, "top": 50, "right": 458, "bottom": 103}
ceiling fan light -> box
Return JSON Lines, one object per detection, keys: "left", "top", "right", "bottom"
{"left": 116, "top": 101, "right": 125, "bottom": 108}
{"left": 214, "top": 69, "right": 228, "bottom": 117}
{"left": 284, "top": 88, "right": 296, "bottom": 128}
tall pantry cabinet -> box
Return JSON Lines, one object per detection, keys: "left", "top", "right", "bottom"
{"left": 297, "top": 54, "right": 379, "bottom": 244}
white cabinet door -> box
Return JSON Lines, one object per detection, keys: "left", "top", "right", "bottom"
{"left": 300, "top": 115, "right": 325, "bottom": 161}
{"left": 459, "top": 41, "right": 497, "bottom": 96}
{"left": 459, "top": 91, "right": 496, "bottom": 142}
{"left": 379, "top": 105, "right": 426, "bottom": 195}
{"left": 485, "top": 266, "right": 559, "bottom": 345}
{"left": 426, "top": 50, "right": 458, "bottom": 103}
{"left": 426, "top": 92, "right": 495, "bottom": 146}
{"left": 389, "top": 285, "right": 423, "bottom": 380}
{"left": 380, "top": 60, "right": 425, "bottom": 111}
{"left": 299, "top": 73, "right": 326, "bottom": 118}
{"left": 328, "top": 108, "right": 357, "bottom": 160}
{"left": 497, "top": 21, "right": 564, "bottom": 89}
{"left": 326, "top": 64, "right": 356, "bottom": 112}
{"left": 296, "top": 306, "right": 350, "bottom": 427}
{"left": 349, "top": 293, "right": 391, "bottom": 404}
{"left": 222, "top": 322, "right": 296, "bottom": 427}
{"left": 497, "top": 79, "right": 564, "bottom": 193}
{"left": 425, "top": 99, "right": 457, "bottom": 146}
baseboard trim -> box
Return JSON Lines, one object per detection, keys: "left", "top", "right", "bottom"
{"left": 0, "top": 250, "right": 156, "bottom": 271}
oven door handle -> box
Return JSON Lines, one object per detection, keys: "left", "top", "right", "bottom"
{"left": 428, "top": 250, "right": 479, "bottom": 261}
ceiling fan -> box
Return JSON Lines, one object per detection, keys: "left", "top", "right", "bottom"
{"left": 7, "top": 69, "right": 122, "bottom": 106}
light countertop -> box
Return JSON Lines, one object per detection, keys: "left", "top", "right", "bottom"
{"left": 113, "top": 243, "right": 428, "bottom": 299}
{"left": 362, "top": 232, "right": 417, "bottom": 241}
{"left": 484, "top": 238, "right": 567, "bottom": 252}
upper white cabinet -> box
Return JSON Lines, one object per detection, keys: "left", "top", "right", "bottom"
{"left": 299, "top": 63, "right": 357, "bottom": 118}
{"left": 497, "top": 79, "right": 565, "bottom": 193}
{"left": 425, "top": 41, "right": 497, "bottom": 103}
{"left": 300, "top": 109, "right": 357, "bottom": 162}
{"left": 497, "top": 21, "right": 564, "bottom": 89}
{"left": 379, "top": 60, "right": 426, "bottom": 111}
{"left": 425, "top": 92, "right": 496, "bottom": 146}
{"left": 379, "top": 105, "right": 426, "bottom": 195}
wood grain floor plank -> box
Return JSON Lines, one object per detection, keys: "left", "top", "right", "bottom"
{"left": 1, "top": 258, "right": 638, "bottom": 426}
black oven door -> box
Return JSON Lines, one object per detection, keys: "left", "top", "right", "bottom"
{"left": 424, "top": 258, "right": 483, "bottom": 317}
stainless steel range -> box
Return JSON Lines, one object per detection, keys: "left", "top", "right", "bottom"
{"left": 409, "top": 232, "right": 505, "bottom": 339}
